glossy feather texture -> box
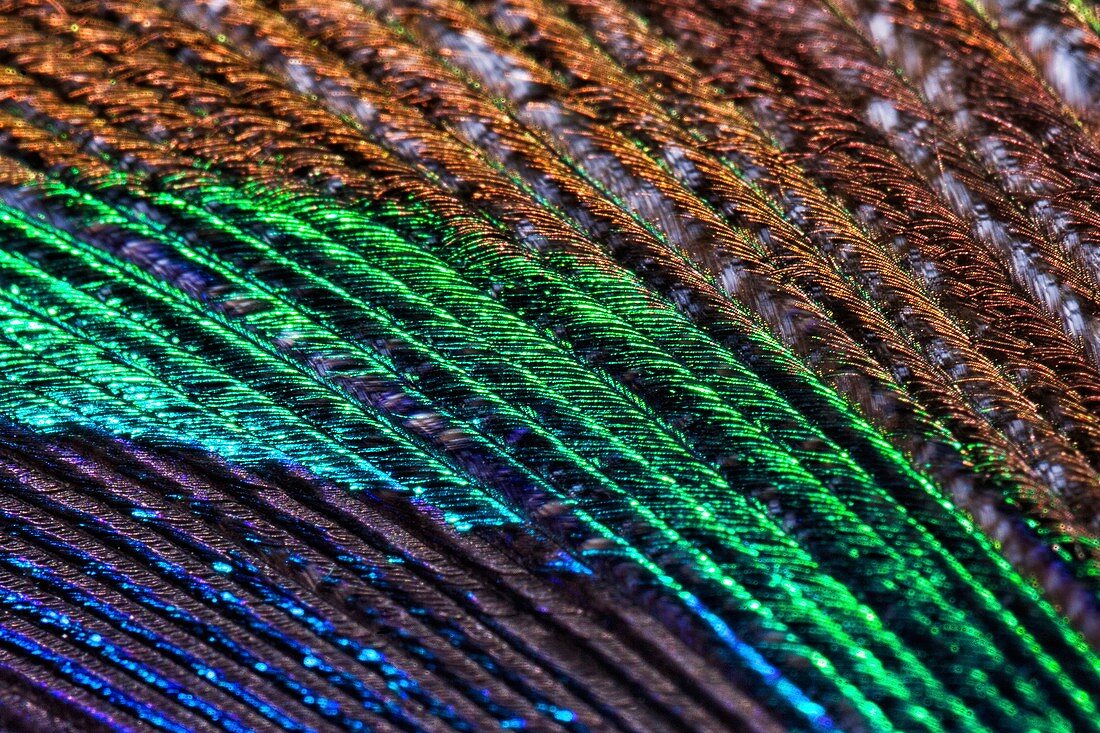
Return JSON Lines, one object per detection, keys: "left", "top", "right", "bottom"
{"left": 0, "top": 0, "right": 1098, "bottom": 730}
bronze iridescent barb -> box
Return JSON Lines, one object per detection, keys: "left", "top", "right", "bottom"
{"left": 0, "top": 0, "right": 1096, "bottom": 730}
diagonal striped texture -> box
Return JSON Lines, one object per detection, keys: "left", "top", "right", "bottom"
{"left": 0, "top": 0, "right": 1098, "bottom": 730}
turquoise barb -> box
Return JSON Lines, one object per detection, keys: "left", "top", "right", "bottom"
{"left": 144, "top": 178, "right": 1097, "bottom": 726}
{"left": 0, "top": 157, "right": 1095, "bottom": 729}
{"left": 0, "top": 0, "right": 1098, "bottom": 727}
{"left": 0, "top": 184, "right": 846, "bottom": 730}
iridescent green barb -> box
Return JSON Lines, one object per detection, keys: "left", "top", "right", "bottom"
{"left": 0, "top": 0, "right": 1098, "bottom": 730}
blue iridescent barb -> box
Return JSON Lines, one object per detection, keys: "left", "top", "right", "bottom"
{"left": 0, "top": 0, "right": 1098, "bottom": 730}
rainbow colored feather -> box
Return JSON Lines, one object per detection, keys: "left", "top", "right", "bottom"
{"left": 0, "top": 0, "right": 1098, "bottom": 730}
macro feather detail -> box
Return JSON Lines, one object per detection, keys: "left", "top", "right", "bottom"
{"left": 0, "top": 0, "right": 1098, "bottom": 731}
